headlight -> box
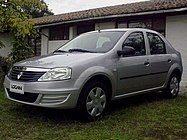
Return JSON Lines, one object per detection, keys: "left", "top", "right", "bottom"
{"left": 38, "top": 67, "right": 72, "bottom": 81}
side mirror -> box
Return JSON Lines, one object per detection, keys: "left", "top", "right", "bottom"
{"left": 117, "top": 46, "right": 135, "bottom": 57}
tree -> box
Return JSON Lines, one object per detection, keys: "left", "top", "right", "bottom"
{"left": 21, "top": 0, "right": 54, "bottom": 18}
{"left": 0, "top": 0, "right": 53, "bottom": 37}
{"left": 0, "top": 0, "right": 53, "bottom": 62}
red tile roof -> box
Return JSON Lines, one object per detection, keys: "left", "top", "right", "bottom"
{"left": 34, "top": 0, "right": 187, "bottom": 26}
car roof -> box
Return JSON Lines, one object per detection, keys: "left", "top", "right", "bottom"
{"left": 90, "top": 28, "right": 159, "bottom": 34}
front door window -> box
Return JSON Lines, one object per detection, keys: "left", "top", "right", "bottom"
{"left": 123, "top": 32, "right": 146, "bottom": 56}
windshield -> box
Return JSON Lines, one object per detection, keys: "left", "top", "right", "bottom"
{"left": 57, "top": 31, "right": 125, "bottom": 53}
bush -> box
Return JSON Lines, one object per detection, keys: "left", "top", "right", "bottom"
{"left": 10, "top": 39, "right": 34, "bottom": 64}
{"left": 0, "top": 56, "right": 11, "bottom": 86}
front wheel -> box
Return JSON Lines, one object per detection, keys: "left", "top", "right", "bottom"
{"left": 77, "top": 81, "right": 109, "bottom": 121}
{"left": 164, "top": 74, "right": 180, "bottom": 98}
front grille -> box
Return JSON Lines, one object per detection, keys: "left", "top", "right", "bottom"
{"left": 8, "top": 68, "right": 45, "bottom": 82}
{"left": 7, "top": 89, "right": 39, "bottom": 103}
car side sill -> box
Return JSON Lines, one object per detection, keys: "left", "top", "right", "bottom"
{"left": 113, "top": 86, "right": 165, "bottom": 100}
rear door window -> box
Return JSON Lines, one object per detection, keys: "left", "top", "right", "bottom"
{"left": 146, "top": 32, "right": 166, "bottom": 55}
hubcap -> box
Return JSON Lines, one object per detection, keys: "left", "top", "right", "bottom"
{"left": 86, "top": 87, "right": 106, "bottom": 117}
{"left": 170, "top": 76, "right": 179, "bottom": 96}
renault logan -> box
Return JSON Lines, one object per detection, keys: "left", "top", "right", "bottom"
{"left": 4, "top": 28, "right": 183, "bottom": 121}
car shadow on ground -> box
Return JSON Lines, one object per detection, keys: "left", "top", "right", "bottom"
{"left": 10, "top": 91, "right": 171, "bottom": 123}
{"left": 108, "top": 91, "right": 166, "bottom": 113}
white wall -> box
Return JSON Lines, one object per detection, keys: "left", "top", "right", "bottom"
{"left": 95, "top": 22, "right": 116, "bottom": 30}
{"left": 166, "top": 14, "right": 187, "bottom": 86}
{"left": 48, "top": 40, "right": 69, "bottom": 53}
{"left": 41, "top": 28, "right": 49, "bottom": 55}
{"left": 0, "top": 33, "right": 13, "bottom": 57}
{"left": 69, "top": 26, "right": 77, "bottom": 39}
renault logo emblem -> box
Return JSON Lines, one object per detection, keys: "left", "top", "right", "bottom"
{"left": 17, "top": 72, "right": 23, "bottom": 79}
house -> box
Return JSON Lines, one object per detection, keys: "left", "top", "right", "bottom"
{"left": 0, "top": 0, "right": 187, "bottom": 85}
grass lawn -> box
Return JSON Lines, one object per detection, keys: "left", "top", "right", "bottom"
{"left": 0, "top": 88, "right": 186, "bottom": 140}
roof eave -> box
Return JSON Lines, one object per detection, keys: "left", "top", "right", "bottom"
{"left": 35, "top": 7, "right": 187, "bottom": 28}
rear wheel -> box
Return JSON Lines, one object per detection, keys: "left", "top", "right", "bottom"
{"left": 164, "top": 74, "right": 180, "bottom": 98}
{"left": 77, "top": 80, "right": 109, "bottom": 121}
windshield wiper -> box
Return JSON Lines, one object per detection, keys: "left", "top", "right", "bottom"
{"left": 53, "top": 50, "right": 67, "bottom": 53}
{"left": 68, "top": 49, "right": 95, "bottom": 53}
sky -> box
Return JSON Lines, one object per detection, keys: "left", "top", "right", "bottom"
{"left": 45, "top": 0, "right": 147, "bottom": 15}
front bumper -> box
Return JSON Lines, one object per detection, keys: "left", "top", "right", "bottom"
{"left": 3, "top": 76, "right": 80, "bottom": 109}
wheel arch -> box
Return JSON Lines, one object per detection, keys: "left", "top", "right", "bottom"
{"left": 171, "top": 68, "right": 182, "bottom": 81}
{"left": 165, "top": 64, "right": 183, "bottom": 87}
{"left": 80, "top": 74, "right": 113, "bottom": 99}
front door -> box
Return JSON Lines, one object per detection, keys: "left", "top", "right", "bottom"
{"left": 117, "top": 32, "right": 151, "bottom": 95}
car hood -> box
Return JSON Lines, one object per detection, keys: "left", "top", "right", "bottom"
{"left": 14, "top": 53, "right": 103, "bottom": 69}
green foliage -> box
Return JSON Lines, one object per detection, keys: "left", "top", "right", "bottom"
{"left": 0, "top": 0, "right": 53, "bottom": 63}
{"left": 10, "top": 38, "right": 35, "bottom": 63}
{"left": 20, "top": 0, "right": 54, "bottom": 18}
{"left": 0, "top": 0, "right": 47, "bottom": 38}
{"left": 0, "top": 56, "right": 11, "bottom": 85}
{"left": 0, "top": 40, "right": 5, "bottom": 48}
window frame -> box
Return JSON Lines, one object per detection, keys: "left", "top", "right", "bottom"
{"left": 122, "top": 31, "right": 146, "bottom": 57}
{"left": 117, "top": 17, "right": 166, "bottom": 36}
{"left": 146, "top": 32, "right": 167, "bottom": 55}
{"left": 49, "top": 25, "right": 69, "bottom": 41}
{"left": 128, "top": 19, "right": 152, "bottom": 29}
{"left": 77, "top": 23, "right": 95, "bottom": 35}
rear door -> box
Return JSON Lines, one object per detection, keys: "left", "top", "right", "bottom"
{"left": 146, "top": 32, "right": 172, "bottom": 88}
{"left": 116, "top": 32, "right": 151, "bottom": 94}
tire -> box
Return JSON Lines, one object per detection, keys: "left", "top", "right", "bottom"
{"left": 164, "top": 73, "right": 180, "bottom": 99}
{"left": 77, "top": 80, "right": 110, "bottom": 121}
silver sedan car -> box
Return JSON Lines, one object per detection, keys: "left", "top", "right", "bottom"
{"left": 4, "top": 28, "right": 183, "bottom": 121}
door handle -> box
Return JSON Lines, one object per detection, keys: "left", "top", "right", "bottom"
{"left": 144, "top": 61, "right": 150, "bottom": 66}
{"left": 168, "top": 59, "right": 172, "bottom": 63}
